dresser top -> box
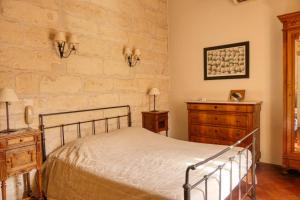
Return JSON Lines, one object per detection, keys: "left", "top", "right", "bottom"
{"left": 186, "top": 100, "right": 262, "bottom": 105}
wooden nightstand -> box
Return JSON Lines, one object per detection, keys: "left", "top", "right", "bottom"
{"left": 0, "top": 128, "right": 43, "bottom": 200}
{"left": 142, "top": 111, "right": 169, "bottom": 136}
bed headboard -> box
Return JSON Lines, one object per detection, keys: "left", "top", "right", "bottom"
{"left": 39, "top": 105, "right": 132, "bottom": 161}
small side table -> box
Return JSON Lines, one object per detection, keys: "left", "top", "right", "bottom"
{"left": 0, "top": 128, "right": 43, "bottom": 200}
{"left": 142, "top": 111, "right": 169, "bottom": 136}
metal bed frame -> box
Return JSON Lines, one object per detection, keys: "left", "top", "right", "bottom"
{"left": 39, "top": 105, "right": 257, "bottom": 200}
{"left": 183, "top": 128, "right": 258, "bottom": 200}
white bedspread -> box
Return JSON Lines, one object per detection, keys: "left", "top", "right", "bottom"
{"left": 43, "top": 127, "right": 251, "bottom": 200}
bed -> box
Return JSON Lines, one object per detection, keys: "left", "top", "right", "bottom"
{"left": 39, "top": 105, "right": 257, "bottom": 200}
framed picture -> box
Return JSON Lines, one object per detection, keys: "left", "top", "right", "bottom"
{"left": 204, "top": 41, "right": 249, "bottom": 80}
{"left": 229, "top": 90, "right": 245, "bottom": 102}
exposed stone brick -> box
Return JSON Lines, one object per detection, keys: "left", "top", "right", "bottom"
{"left": 16, "top": 73, "right": 40, "bottom": 95}
{"left": 0, "top": 0, "right": 169, "bottom": 199}
{"left": 40, "top": 75, "right": 82, "bottom": 94}
{"left": 84, "top": 78, "right": 114, "bottom": 92}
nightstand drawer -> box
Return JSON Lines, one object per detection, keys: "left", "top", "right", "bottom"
{"left": 6, "top": 145, "right": 36, "bottom": 175}
{"left": 157, "top": 113, "right": 168, "bottom": 119}
{"left": 7, "top": 136, "right": 35, "bottom": 147}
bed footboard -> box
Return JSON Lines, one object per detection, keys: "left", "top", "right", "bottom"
{"left": 183, "top": 128, "right": 258, "bottom": 200}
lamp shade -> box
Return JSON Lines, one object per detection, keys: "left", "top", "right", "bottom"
{"left": 148, "top": 88, "right": 160, "bottom": 96}
{"left": 0, "top": 88, "right": 19, "bottom": 102}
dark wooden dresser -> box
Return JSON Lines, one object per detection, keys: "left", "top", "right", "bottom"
{"left": 0, "top": 128, "right": 43, "bottom": 200}
{"left": 187, "top": 101, "right": 262, "bottom": 160}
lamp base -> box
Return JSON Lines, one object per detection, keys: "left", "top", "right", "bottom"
{"left": 0, "top": 129, "right": 18, "bottom": 134}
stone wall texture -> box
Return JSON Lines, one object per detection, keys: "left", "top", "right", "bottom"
{"left": 0, "top": 0, "right": 169, "bottom": 199}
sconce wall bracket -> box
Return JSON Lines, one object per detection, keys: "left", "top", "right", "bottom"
{"left": 124, "top": 47, "right": 141, "bottom": 67}
{"left": 57, "top": 41, "right": 76, "bottom": 59}
{"left": 54, "top": 31, "right": 78, "bottom": 59}
{"left": 127, "top": 55, "right": 140, "bottom": 67}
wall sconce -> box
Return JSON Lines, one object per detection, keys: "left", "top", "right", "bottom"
{"left": 123, "top": 47, "right": 141, "bottom": 67}
{"left": 54, "top": 31, "right": 79, "bottom": 59}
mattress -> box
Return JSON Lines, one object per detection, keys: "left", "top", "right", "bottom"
{"left": 43, "top": 127, "right": 252, "bottom": 200}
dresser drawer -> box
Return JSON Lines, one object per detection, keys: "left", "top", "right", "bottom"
{"left": 190, "top": 125, "right": 246, "bottom": 141}
{"left": 7, "top": 135, "right": 35, "bottom": 147}
{"left": 188, "top": 104, "right": 249, "bottom": 112}
{"left": 6, "top": 145, "right": 37, "bottom": 176}
{"left": 190, "top": 112, "right": 247, "bottom": 127}
{"left": 190, "top": 136, "right": 233, "bottom": 145}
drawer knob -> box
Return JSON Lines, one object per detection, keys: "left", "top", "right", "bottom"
{"left": 214, "top": 106, "right": 218, "bottom": 109}
{"left": 19, "top": 139, "right": 23, "bottom": 142}
{"left": 215, "top": 117, "right": 218, "bottom": 120}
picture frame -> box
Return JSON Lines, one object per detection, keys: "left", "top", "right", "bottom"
{"left": 229, "top": 90, "right": 245, "bottom": 102}
{"left": 204, "top": 41, "right": 249, "bottom": 80}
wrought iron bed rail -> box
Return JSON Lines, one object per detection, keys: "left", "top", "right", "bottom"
{"left": 183, "top": 128, "right": 258, "bottom": 200}
{"left": 39, "top": 105, "right": 132, "bottom": 162}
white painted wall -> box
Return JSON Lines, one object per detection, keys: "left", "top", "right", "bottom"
{"left": 168, "top": 0, "right": 300, "bottom": 164}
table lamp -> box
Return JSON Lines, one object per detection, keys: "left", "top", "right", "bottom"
{"left": 0, "top": 88, "right": 19, "bottom": 133}
{"left": 149, "top": 88, "right": 160, "bottom": 112}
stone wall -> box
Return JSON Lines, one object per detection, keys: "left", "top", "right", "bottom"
{"left": 0, "top": 0, "right": 169, "bottom": 199}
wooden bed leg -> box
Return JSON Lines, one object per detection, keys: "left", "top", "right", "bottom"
{"left": 246, "top": 166, "right": 257, "bottom": 199}
{"left": 1, "top": 180, "right": 6, "bottom": 200}
{"left": 243, "top": 168, "right": 256, "bottom": 199}
{"left": 281, "top": 166, "right": 289, "bottom": 175}
{"left": 37, "top": 169, "right": 43, "bottom": 200}
{"left": 245, "top": 169, "right": 253, "bottom": 184}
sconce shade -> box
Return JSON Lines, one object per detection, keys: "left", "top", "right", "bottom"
{"left": 124, "top": 47, "right": 132, "bottom": 56}
{"left": 133, "top": 49, "right": 141, "bottom": 56}
{"left": 54, "top": 31, "right": 66, "bottom": 42}
{"left": 69, "top": 35, "right": 78, "bottom": 44}
{"left": 0, "top": 88, "right": 19, "bottom": 102}
{"left": 149, "top": 88, "right": 160, "bottom": 96}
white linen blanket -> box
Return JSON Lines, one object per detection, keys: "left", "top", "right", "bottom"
{"left": 43, "top": 127, "right": 251, "bottom": 200}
